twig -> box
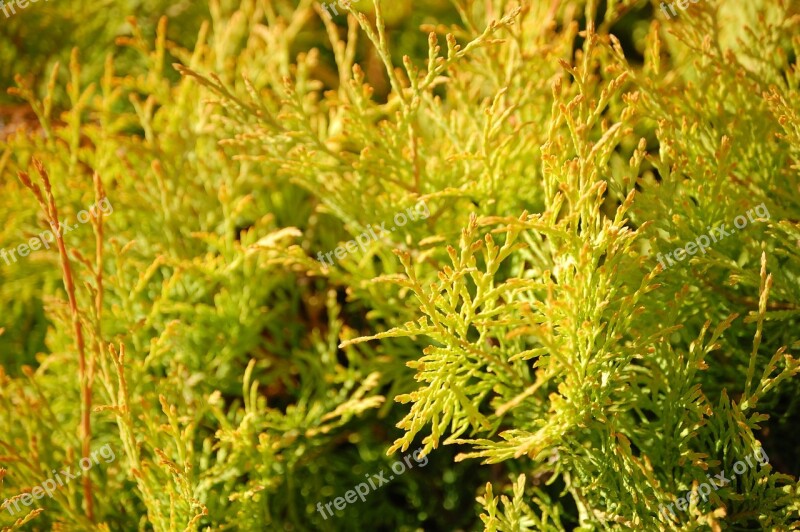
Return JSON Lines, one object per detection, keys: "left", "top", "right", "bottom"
{"left": 18, "top": 159, "right": 94, "bottom": 521}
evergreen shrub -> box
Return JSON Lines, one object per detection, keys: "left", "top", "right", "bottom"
{"left": 1, "top": 0, "right": 799, "bottom": 530}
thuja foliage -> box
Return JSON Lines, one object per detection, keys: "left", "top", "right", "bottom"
{"left": 1, "top": 0, "right": 799, "bottom": 530}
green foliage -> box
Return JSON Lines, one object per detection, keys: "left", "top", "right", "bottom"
{"left": 1, "top": 0, "right": 799, "bottom": 530}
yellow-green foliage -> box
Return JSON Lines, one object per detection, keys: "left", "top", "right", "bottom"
{"left": 1, "top": 0, "right": 799, "bottom": 530}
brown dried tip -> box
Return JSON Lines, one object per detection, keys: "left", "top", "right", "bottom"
{"left": 93, "top": 171, "right": 105, "bottom": 197}
{"left": 17, "top": 170, "right": 33, "bottom": 189}
{"left": 32, "top": 158, "right": 52, "bottom": 193}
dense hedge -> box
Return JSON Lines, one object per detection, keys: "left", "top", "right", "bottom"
{"left": 1, "top": 0, "right": 799, "bottom": 530}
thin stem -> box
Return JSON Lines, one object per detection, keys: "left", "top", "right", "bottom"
{"left": 18, "top": 160, "right": 94, "bottom": 521}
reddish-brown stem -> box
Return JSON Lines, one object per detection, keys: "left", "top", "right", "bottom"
{"left": 19, "top": 160, "right": 94, "bottom": 521}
